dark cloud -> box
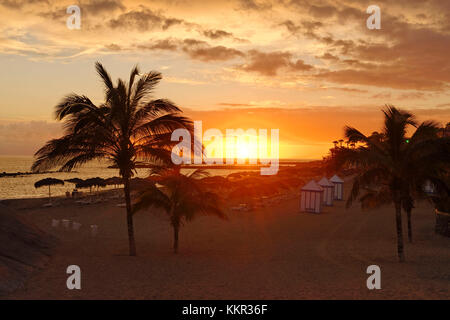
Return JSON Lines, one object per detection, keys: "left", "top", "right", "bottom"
{"left": 182, "top": 39, "right": 245, "bottom": 62}
{"left": 108, "top": 6, "right": 183, "bottom": 31}
{"left": 162, "top": 18, "right": 184, "bottom": 30}
{"left": 199, "top": 29, "right": 248, "bottom": 43}
{"left": 239, "top": 50, "right": 313, "bottom": 76}
{"left": 83, "top": 0, "right": 125, "bottom": 14}
{"left": 318, "top": 52, "right": 339, "bottom": 61}
{"left": 137, "top": 39, "right": 179, "bottom": 51}
{"left": 277, "top": 2, "right": 449, "bottom": 91}
{"left": 202, "top": 29, "right": 234, "bottom": 40}
{"left": 237, "top": 0, "right": 272, "bottom": 11}
{"left": 308, "top": 5, "right": 335, "bottom": 19}
{"left": 134, "top": 38, "right": 244, "bottom": 62}
{"left": 134, "top": 38, "right": 316, "bottom": 73}
{"left": 279, "top": 20, "right": 301, "bottom": 35}
{"left": 279, "top": 20, "right": 323, "bottom": 38}
{"left": 0, "top": 0, "right": 45, "bottom": 9}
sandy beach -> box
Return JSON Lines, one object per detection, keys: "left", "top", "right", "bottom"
{"left": 1, "top": 181, "right": 448, "bottom": 300}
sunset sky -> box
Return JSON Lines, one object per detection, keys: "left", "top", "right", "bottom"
{"left": 0, "top": 0, "right": 449, "bottom": 159}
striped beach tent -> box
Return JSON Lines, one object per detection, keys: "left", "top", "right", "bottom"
{"left": 330, "top": 174, "right": 344, "bottom": 200}
{"left": 423, "top": 180, "right": 435, "bottom": 194}
{"left": 300, "top": 180, "right": 323, "bottom": 213}
{"left": 318, "top": 177, "right": 334, "bottom": 206}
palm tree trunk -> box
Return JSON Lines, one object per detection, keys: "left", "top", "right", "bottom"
{"left": 123, "top": 177, "right": 136, "bottom": 256}
{"left": 406, "top": 208, "right": 412, "bottom": 243}
{"left": 394, "top": 200, "right": 405, "bottom": 262}
{"left": 173, "top": 223, "right": 179, "bottom": 254}
{"left": 48, "top": 185, "right": 51, "bottom": 201}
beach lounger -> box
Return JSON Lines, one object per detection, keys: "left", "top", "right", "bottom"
{"left": 62, "top": 219, "right": 71, "bottom": 229}
{"left": 90, "top": 225, "right": 98, "bottom": 237}
{"left": 51, "top": 219, "right": 59, "bottom": 228}
{"left": 72, "top": 222, "right": 82, "bottom": 231}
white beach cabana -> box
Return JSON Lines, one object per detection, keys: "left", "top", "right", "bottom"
{"left": 318, "top": 177, "right": 334, "bottom": 206}
{"left": 330, "top": 174, "right": 344, "bottom": 200}
{"left": 300, "top": 180, "right": 324, "bottom": 213}
{"left": 423, "top": 180, "right": 435, "bottom": 194}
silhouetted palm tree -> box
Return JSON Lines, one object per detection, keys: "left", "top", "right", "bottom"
{"left": 31, "top": 62, "right": 193, "bottom": 256}
{"left": 133, "top": 166, "right": 226, "bottom": 253}
{"left": 400, "top": 126, "right": 449, "bottom": 242}
{"left": 333, "top": 105, "right": 449, "bottom": 261}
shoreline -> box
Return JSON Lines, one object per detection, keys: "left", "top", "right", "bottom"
{"left": 0, "top": 161, "right": 325, "bottom": 201}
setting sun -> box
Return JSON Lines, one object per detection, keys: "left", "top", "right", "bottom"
{"left": 236, "top": 143, "right": 251, "bottom": 159}
{"left": 202, "top": 131, "right": 269, "bottom": 162}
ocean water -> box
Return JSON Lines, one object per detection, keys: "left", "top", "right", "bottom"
{"left": 0, "top": 156, "right": 241, "bottom": 200}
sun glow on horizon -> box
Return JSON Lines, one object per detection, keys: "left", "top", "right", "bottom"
{"left": 203, "top": 132, "right": 272, "bottom": 162}
{"left": 235, "top": 137, "right": 259, "bottom": 161}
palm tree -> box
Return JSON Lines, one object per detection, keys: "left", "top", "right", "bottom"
{"left": 133, "top": 166, "right": 226, "bottom": 253}
{"left": 333, "top": 105, "right": 449, "bottom": 261}
{"left": 400, "top": 128, "right": 449, "bottom": 242}
{"left": 31, "top": 62, "right": 193, "bottom": 256}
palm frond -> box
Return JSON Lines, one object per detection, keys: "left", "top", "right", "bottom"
{"left": 345, "top": 126, "right": 369, "bottom": 143}
{"left": 132, "top": 184, "right": 170, "bottom": 215}
{"left": 133, "top": 113, "right": 193, "bottom": 138}
{"left": 54, "top": 94, "right": 97, "bottom": 121}
{"left": 130, "top": 71, "right": 162, "bottom": 108}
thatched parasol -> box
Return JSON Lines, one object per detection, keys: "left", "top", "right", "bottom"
{"left": 76, "top": 177, "right": 106, "bottom": 193}
{"left": 65, "top": 178, "right": 84, "bottom": 185}
{"left": 105, "top": 177, "right": 123, "bottom": 188}
{"left": 34, "top": 178, "right": 64, "bottom": 200}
